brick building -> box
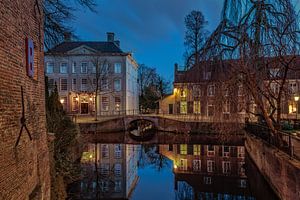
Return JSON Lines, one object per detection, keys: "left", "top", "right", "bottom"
{"left": 45, "top": 33, "right": 139, "bottom": 116}
{"left": 0, "top": 0, "right": 51, "bottom": 199}
{"left": 160, "top": 59, "right": 300, "bottom": 122}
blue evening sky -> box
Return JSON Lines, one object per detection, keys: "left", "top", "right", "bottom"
{"left": 71, "top": 0, "right": 300, "bottom": 81}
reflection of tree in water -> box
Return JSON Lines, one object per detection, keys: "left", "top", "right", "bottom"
{"left": 138, "top": 145, "right": 170, "bottom": 171}
{"left": 175, "top": 181, "right": 194, "bottom": 200}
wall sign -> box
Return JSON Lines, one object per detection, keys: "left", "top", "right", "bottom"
{"left": 25, "top": 38, "right": 34, "bottom": 78}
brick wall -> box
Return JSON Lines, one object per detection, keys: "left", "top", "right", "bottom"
{"left": 0, "top": 0, "right": 51, "bottom": 199}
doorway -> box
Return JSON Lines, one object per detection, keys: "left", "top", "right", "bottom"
{"left": 168, "top": 104, "right": 173, "bottom": 114}
{"left": 81, "top": 103, "right": 89, "bottom": 114}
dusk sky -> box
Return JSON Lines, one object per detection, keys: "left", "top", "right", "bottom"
{"left": 71, "top": 0, "right": 224, "bottom": 81}
{"left": 71, "top": 0, "right": 300, "bottom": 81}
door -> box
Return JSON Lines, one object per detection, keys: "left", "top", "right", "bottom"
{"left": 168, "top": 104, "right": 173, "bottom": 114}
{"left": 81, "top": 103, "right": 89, "bottom": 114}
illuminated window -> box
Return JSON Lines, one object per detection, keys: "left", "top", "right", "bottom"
{"left": 289, "top": 101, "right": 297, "bottom": 113}
{"left": 180, "top": 144, "right": 187, "bottom": 155}
{"left": 180, "top": 88, "right": 187, "bottom": 98}
{"left": 193, "top": 145, "right": 201, "bottom": 155}
{"left": 115, "top": 97, "right": 121, "bottom": 111}
{"left": 193, "top": 101, "right": 201, "bottom": 114}
{"left": 180, "top": 101, "right": 187, "bottom": 114}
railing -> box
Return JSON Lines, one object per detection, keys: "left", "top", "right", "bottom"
{"left": 245, "top": 122, "right": 300, "bottom": 160}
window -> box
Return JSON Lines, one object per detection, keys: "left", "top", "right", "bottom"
{"left": 239, "top": 179, "right": 247, "bottom": 188}
{"left": 102, "top": 63, "right": 109, "bottom": 73}
{"left": 81, "top": 62, "right": 88, "bottom": 73}
{"left": 193, "top": 160, "right": 201, "bottom": 171}
{"left": 60, "top": 63, "right": 68, "bottom": 73}
{"left": 101, "top": 144, "right": 109, "bottom": 158}
{"left": 223, "top": 146, "right": 230, "bottom": 157}
{"left": 224, "top": 86, "right": 229, "bottom": 96}
{"left": 48, "top": 78, "right": 54, "bottom": 90}
{"left": 100, "top": 164, "right": 109, "bottom": 176}
{"left": 270, "top": 68, "right": 279, "bottom": 78}
{"left": 92, "top": 64, "right": 96, "bottom": 73}
{"left": 60, "top": 79, "right": 68, "bottom": 91}
{"left": 114, "top": 79, "right": 121, "bottom": 91}
{"left": 72, "top": 96, "right": 79, "bottom": 111}
{"left": 203, "top": 176, "right": 212, "bottom": 185}
{"left": 207, "top": 104, "right": 214, "bottom": 116}
{"left": 270, "top": 82, "right": 279, "bottom": 95}
{"left": 180, "top": 101, "right": 187, "bottom": 114}
{"left": 102, "top": 97, "right": 109, "bottom": 111}
{"left": 101, "top": 78, "right": 108, "bottom": 90}
{"left": 114, "top": 163, "right": 122, "bottom": 176}
{"left": 100, "top": 181, "right": 109, "bottom": 192}
{"left": 289, "top": 101, "right": 297, "bottom": 113}
{"left": 180, "top": 88, "right": 187, "bottom": 98}
{"left": 93, "top": 78, "right": 97, "bottom": 85}
{"left": 237, "top": 147, "right": 245, "bottom": 158}
{"left": 289, "top": 82, "right": 297, "bottom": 94}
{"left": 208, "top": 85, "right": 215, "bottom": 96}
{"left": 72, "top": 62, "right": 76, "bottom": 73}
{"left": 238, "top": 162, "right": 245, "bottom": 175}
{"left": 180, "top": 144, "right": 187, "bottom": 155}
{"left": 207, "top": 160, "right": 214, "bottom": 172}
{"left": 193, "top": 101, "right": 201, "bottom": 114}
{"left": 223, "top": 100, "right": 230, "bottom": 113}
{"left": 179, "top": 159, "right": 187, "bottom": 171}
{"left": 238, "top": 85, "right": 243, "bottom": 96}
{"left": 114, "top": 63, "right": 121, "bottom": 73}
{"left": 114, "top": 144, "right": 122, "bottom": 158}
{"left": 46, "top": 62, "right": 54, "bottom": 74}
{"left": 81, "top": 78, "right": 88, "bottom": 91}
{"left": 72, "top": 78, "right": 76, "bottom": 90}
{"left": 114, "top": 180, "right": 122, "bottom": 192}
{"left": 193, "top": 145, "right": 201, "bottom": 155}
{"left": 222, "top": 161, "right": 231, "bottom": 174}
{"left": 193, "top": 85, "right": 201, "bottom": 97}
{"left": 204, "top": 71, "right": 211, "bottom": 80}
{"left": 115, "top": 97, "right": 121, "bottom": 111}
{"left": 207, "top": 145, "right": 215, "bottom": 156}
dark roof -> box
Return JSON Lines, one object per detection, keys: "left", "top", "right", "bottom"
{"left": 47, "top": 41, "right": 123, "bottom": 54}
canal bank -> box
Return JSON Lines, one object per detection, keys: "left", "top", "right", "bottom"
{"left": 245, "top": 134, "right": 300, "bottom": 200}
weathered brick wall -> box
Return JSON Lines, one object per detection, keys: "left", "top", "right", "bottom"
{"left": 0, "top": 0, "right": 51, "bottom": 199}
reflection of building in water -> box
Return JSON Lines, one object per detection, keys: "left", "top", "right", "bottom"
{"left": 160, "top": 144, "right": 253, "bottom": 199}
{"left": 78, "top": 143, "right": 140, "bottom": 199}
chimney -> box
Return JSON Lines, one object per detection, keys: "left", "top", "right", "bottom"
{"left": 114, "top": 40, "right": 120, "bottom": 48}
{"left": 107, "top": 32, "right": 115, "bottom": 42}
{"left": 63, "top": 32, "right": 71, "bottom": 42}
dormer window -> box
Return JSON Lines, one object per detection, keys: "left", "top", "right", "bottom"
{"left": 270, "top": 68, "right": 280, "bottom": 78}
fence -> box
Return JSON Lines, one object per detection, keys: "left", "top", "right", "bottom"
{"left": 245, "top": 122, "right": 300, "bottom": 160}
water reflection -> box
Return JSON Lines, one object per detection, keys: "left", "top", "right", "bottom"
{"left": 68, "top": 142, "right": 278, "bottom": 200}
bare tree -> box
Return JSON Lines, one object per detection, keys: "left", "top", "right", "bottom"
{"left": 201, "top": 0, "right": 300, "bottom": 144}
{"left": 43, "top": 0, "right": 96, "bottom": 49}
{"left": 88, "top": 57, "right": 110, "bottom": 121}
{"left": 184, "top": 10, "right": 208, "bottom": 68}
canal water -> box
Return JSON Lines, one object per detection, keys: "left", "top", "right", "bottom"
{"left": 67, "top": 139, "right": 279, "bottom": 200}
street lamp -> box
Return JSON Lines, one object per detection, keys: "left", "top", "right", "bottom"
{"left": 294, "top": 95, "right": 299, "bottom": 120}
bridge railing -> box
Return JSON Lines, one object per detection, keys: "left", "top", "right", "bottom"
{"left": 245, "top": 122, "right": 300, "bottom": 160}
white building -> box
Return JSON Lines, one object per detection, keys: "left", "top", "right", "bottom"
{"left": 45, "top": 32, "right": 139, "bottom": 116}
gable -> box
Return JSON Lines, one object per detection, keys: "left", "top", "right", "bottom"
{"left": 67, "top": 45, "right": 97, "bottom": 54}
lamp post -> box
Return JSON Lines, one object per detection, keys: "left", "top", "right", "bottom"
{"left": 294, "top": 95, "right": 299, "bottom": 120}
